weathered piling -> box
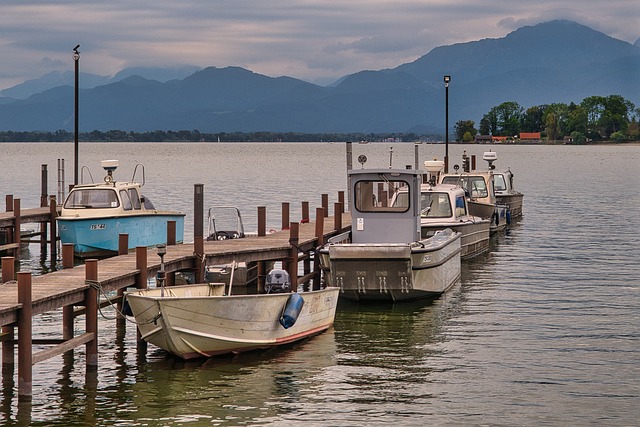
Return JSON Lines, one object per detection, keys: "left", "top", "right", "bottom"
{"left": 194, "top": 184, "right": 204, "bottom": 283}
{"left": 281, "top": 202, "right": 290, "bottom": 230}
{"left": 17, "top": 272, "right": 33, "bottom": 401}
{"left": 62, "top": 243, "right": 75, "bottom": 341}
{"left": 85, "top": 260, "right": 98, "bottom": 368}
{"left": 1, "top": 257, "right": 15, "bottom": 367}
{"left": 287, "top": 222, "right": 299, "bottom": 285}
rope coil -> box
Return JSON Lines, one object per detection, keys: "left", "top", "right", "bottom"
{"left": 85, "top": 279, "right": 161, "bottom": 325}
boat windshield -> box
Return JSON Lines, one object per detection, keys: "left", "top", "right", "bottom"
{"left": 64, "top": 189, "right": 119, "bottom": 209}
{"left": 442, "top": 176, "right": 488, "bottom": 198}
{"left": 356, "top": 179, "right": 409, "bottom": 213}
{"left": 493, "top": 174, "right": 507, "bottom": 191}
{"left": 420, "top": 193, "right": 452, "bottom": 218}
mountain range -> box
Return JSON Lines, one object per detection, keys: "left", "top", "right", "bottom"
{"left": 0, "top": 20, "right": 638, "bottom": 134}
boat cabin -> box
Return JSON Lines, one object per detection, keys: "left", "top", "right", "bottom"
{"left": 61, "top": 160, "right": 156, "bottom": 218}
{"left": 349, "top": 168, "right": 421, "bottom": 244}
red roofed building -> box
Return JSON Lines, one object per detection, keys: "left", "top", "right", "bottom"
{"left": 519, "top": 132, "right": 541, "bottom": 141}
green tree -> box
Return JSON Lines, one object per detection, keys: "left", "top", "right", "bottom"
{"left": 543, "top": 103, "right": 570, "bottom": 141}
{"left": 522, "top": 105, "right": 547, "bottom": 132}
{"left": 454, "top": 120, "right": 477, "bottom": 141}
{"left": 479, "top": 110, "right": 498, "bottom": 135}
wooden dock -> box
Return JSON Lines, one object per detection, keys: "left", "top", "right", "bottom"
{"left": 0, "top": 193, "right": 350, "bottom": 401}
{"left": 0, "top": 195, "right": 58, "bottom": 256}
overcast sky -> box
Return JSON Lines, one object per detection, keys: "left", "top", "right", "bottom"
{"left": 1, "top": 0, "right": 638, "bottom": 90}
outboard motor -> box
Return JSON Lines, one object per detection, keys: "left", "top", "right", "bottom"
{"left": 265, "top": 269, "right": 291, "bottom": 294}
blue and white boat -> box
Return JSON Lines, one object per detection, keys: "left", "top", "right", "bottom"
{"left": 57, "top": 160, "right": 185, "bottom": 257}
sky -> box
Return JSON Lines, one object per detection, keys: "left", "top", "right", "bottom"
{"left": 1, "top": 0, "right": 638, "bottom": 90}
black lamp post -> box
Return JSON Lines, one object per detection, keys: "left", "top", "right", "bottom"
{"left": 444, "top": 75, "right": 451, "bottom": 173}
{"left": 73, "top": 45, "right": 80, "bottom": 185}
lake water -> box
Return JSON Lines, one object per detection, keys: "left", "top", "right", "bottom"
{"left": 0, "top": 142, "right": 639, "bottom": 426}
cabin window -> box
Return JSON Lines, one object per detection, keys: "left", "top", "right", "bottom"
{"left": 119, "top": 190, "right": 133, "bottom": 210}
{"left": 442, "top": 176, "right": 488, "bottom": 198}
{"left": 128, "top": 189, "right": 142, "bottom": 210}
{"left": 455, "top": 195, "right": 467, "bottom": 217}
{"left": 141, "top": 195, "right": 156, "bottom": 210}
{"left": 494, "top": 174, "right": 507, "bottom": 191}
{"left": 356, "top": 179, "right": 409, "bottom": 213}
{"left": 420, "top": 193, "right": 452, "bottom": 218}
{"left": 64, "top": 189, "right": 118, "bottom": 209}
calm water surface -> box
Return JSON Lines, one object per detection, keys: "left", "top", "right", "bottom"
{"left": 0, "top": 142, "right": 639, "bottom": 426}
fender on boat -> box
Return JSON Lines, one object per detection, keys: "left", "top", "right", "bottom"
{"left": 280, "top": 293, "right": 304, "bottom": 329}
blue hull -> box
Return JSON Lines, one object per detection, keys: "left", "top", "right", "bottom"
{"left": 58, "top": 213, "right": 185, "bottom": 256}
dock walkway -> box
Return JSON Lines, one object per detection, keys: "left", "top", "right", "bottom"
{"left": 0, "top": 213, "right": 348, "bottom": 326}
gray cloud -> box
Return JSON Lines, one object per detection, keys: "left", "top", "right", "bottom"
{"left": 0, "top": 0, "right": 638, "bottom": 89}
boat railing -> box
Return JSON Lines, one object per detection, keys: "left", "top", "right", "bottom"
{"left": 207, "top": 206, "right": 246, "bottom": 241}
{"left": 326, "top": 230, "right": 350, "bottom": 245}
{"left": 131, "top": 164, "right": 146, "bottom": 187}
{"left": 80, "top": 166, "right": 95, "bottom": 184}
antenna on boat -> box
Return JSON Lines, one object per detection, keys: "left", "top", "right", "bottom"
{"left": 101, "top": 159, "right": 119, "bottom": 184}
{"left": 482, "top": 151, "right": 497, "bottom": 170}
{"left": 424, "top": 159, "right": 445, "bottom": 187}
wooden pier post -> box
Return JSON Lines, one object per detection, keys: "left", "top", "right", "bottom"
{"left": 135, "top": 246, "right": 148, "bottom": 351}
{"left": 12, "top": 198, "right": 21, "bottom": 259}
{"left": 288, "top": 222, "right": 299, "bottom": 290}
{"left": 301, "top": 202, "right": 311, "bottom": 285}
{"left": 338, "top": 191, "right": 345, "bottom": 212}
{"left": 17, "top": 272, "right": 33, "bottom": 401}
{"left": 313, "top": 207, "right": 325, "bottom": 290}
{"left": 116, "top": 235, "right": 129, "bottom": 324}
{"left": 40, "top": 164, "right": 48, "bottom": 255}
{"left": 118, "top": 234, "right": 128, "bottom": 255}
{"left": 257, "top": 206, "right": 266, "bottom": 237}
{"left": 321, "top": 194, "right": 329, "bottom": 218}
{"left": 49, "top": 197, "right": 57, "bottom": 264}
{"left": 62, "top": 243, "right": 75, "bottom": 342}
{"left": 334, "top": 202, "right": 343, "bottom": 231}
{"left": 5, "top": 195, "right": 13, "bottom": 213}
{"left": 167, "top": 220, "right": 176, "bottom": 246}
{"left": 85, "top": 259, "right": 98, "bottom": 369}
{"left": 281, "top": 202, "right": 290, "bottom": 230}
{"left": 1, "top": 257, "right": 16, "bottom": 367}
{"left": 194, "top": 184, "right": 204, "bottom": 284}
{"left": 256, "top": 206, "right": 267, "bottom": 290}
{"left": 135, "top": 247, "right": 148, "bottom": 290}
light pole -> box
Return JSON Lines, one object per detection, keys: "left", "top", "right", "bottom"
{"left": 444, "top": 75, "right": 451, "bottom": 173}
{"left": 73, "top": 45, "right": 80, "bottom": 185}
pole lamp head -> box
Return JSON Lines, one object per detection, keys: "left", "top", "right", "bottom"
{"left": 444, "top": 75, "right": 451, "bottom": 87}
{"left": 73, "top": 44, "right": 80, "bottom": 61}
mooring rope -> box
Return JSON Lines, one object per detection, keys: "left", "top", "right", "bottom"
{"left": 86, "top": 279, "right": 161, "bottom": 325}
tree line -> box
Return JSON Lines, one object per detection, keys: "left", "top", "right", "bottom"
{"left": 454, "top": 95, "right": 639, "bottom": 143}
{"left": 0, "top": 129, "right": 428, "bottom": 143}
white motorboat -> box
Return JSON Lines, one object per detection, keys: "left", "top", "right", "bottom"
{"left": 57, "top": 160, "right": 185, "bottom": 257}
{"left": 493, "top": 167, "right": 524, "bottom": 218}
{"left": 391, "top": 159, "right": 490, "bottom": 260}
{"left": 125, "top": 269, "right": 340, "bottom": 360}
{"left": 318, "top": 163, "right": 461, "bottom": 302}
{"left": 440, "top": 151, "right": 511, "bottom": 233}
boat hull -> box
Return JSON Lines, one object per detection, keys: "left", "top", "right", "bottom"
{"left": 58, "top": 212, "right": 185, "bottom": 257}
{"left": 496, "top": 193, "right": 523, "bottom": 218}
{"left": 125, "top": 285, "right": 340, "bottom": 359}
{"left": 320, "top": 230, "right": 461, "bottom": 302}
{"left": 422, "top": 220, "right": 490, "bottom": 260}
